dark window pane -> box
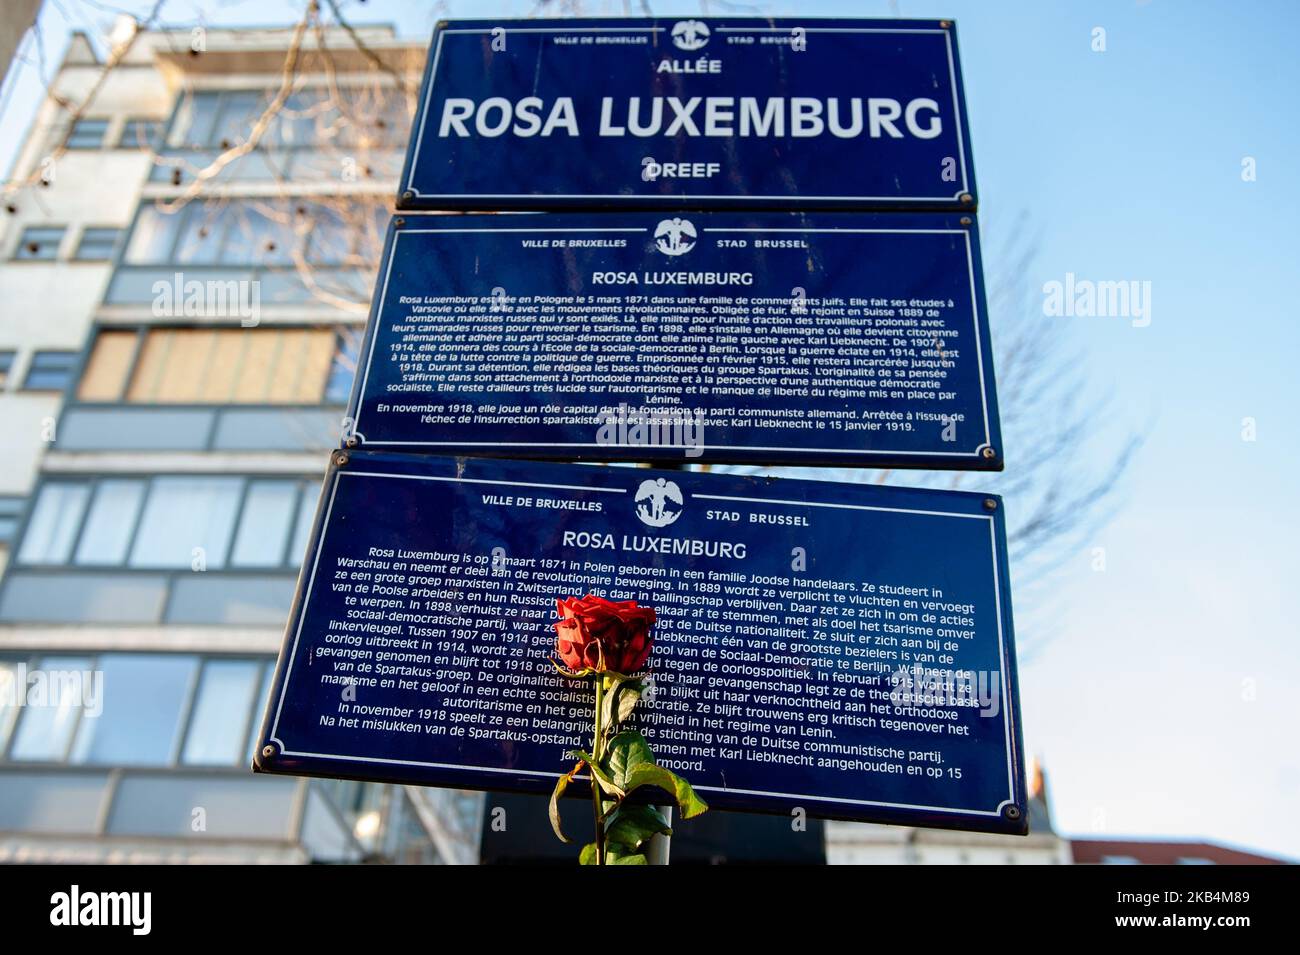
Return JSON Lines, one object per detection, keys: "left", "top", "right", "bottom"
{"left": 7, "top": 656, "right": 94, "bottom": 761}
{"left": 181, "top": 659, "right": 262, "bottom": 765}
{"left": 22, "top": 351, "right": 78, "bottom": 391}
{"left": 326, "top": 333, "right": 358, "bottom": 403}
{"left": 118, "top": 119, "right": 160, "bottom": 149}
{"left": 288, "top": 483, "right": 318, "bottom": 565}
{"left": 14, "top": 227, "right": 64, "bottom": 261}
{"left": 69, "top": 654, "right": 197, "bottom": 765}
{"left": 172, "top": 91, "right": 222, "bottom": 148}
{"left": 74, "top": 480, "right": 146, "bottom": 566}
{"left": 17, "top": 483, "right": 90, "bottom": 564}
{"left": 65, "top": 118, "right": 109, "bottom": 149}
{"left": 74, "top": 227, "right": 122, "bottom": 261}
{"left": 129, "top": 477, "right": 243, "bottom": 569}
{"left": 124, "top": 205, "right": 182, "bottom": 263}
{"left": 230, "top": 481, "right": 297, "bottom": 567}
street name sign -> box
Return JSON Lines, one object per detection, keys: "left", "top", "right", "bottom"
{"left": 255, "top": 452, "right": 1028, "bottom": 834}
{"left": 345, "top": 211, "right": 1003, "bottom": 470}
{"left": 398, "top": 17, "right": 978, "bottom": 211}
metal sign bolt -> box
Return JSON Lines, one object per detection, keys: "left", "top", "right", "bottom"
{"left": 394, "top": 217, "right": 405, "bottom": 227}
{"left": 981, "top": 446, "right": 996, "bottom": 459}
{"left": 1004, "top": 805, "right": 1021, "bottom": 820}
{"left": 983, "top": 498, "right": 998, "bottom": 511}
{"left": 334, "top": 451, "right": 350, "bottom": 467}
{"left": 960, "top": 217, "right": 972, "bottom": 226}
{"left": 261, "top": 745, "right": 276, "bottom": 760}
{"left": 346, "top": 435, "right": 359, "bottom": 448}
{"left": 959, "top": 193, "right": 974, "bottom": 204}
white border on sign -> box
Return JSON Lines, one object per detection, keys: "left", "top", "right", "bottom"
{"left": 267, "top": 469, "right": 1016, "bottom": 819}
{"left": 351, "top": 224, "right": 994, "bottom": 458}
{"left": 404, "top": 25, "right": 971, "bottom": 202}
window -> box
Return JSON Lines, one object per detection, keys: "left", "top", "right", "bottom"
{"left": 13, "top": 226, "right": 64, "bottom": 260}
{"left": 65, "top": 118, "right": 109, "bottom": 149}
{"left": 6, "top": 656, "right": 94, "bottom": 761}
{"left": 168, "top": 89, "right": 409, "bottom": 150}
{"left": 17, "top": 483, "right": 91, "bottom": 564}
{"left": 22, "top": 351, "right": 78, "bottom": 391}
{"left": 70, "top": 655, "right": 197, "bottom": 765}
{"left": 230, "top": 481, "right": 299, "bottom": 567}
{"left": 15, "top": 476, "right": 319, "bottom": 571}
{"left": 0, "top": 496, "right": 23, "bottom": 543}
{"left": 2, "top": 653, "right": 275, "bottom": 769}
{"left": 123, "top": 198, "right": 385, "bottom": 266}
{"left": 118, "top": 119, "right": 160, "bottom": 149}
{"left": 74, "top": 480, "right": 146, "bottom": 565}
{"left": 0, "top": 351, "right": 14, "bottom": 388}
{"left": 129, "top": 477, "right": 243, "bottom": 569}
{"left": 182, "top": 659, "right": 262, "bottom": 765}
{"left": 74, "top": 227, "right": 122, "bottom": 261}
{"left": 78, "top": 326, "right": 342, "bottom": 404}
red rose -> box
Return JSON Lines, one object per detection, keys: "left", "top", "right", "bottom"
{"left": 553, "top": 594, "right": 656, "bottom": 674}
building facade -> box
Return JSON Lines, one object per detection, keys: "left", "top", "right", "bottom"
{"left": 0, "top": 22, "right": 482, "bottom": 864}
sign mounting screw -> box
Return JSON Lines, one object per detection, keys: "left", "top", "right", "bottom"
{"left": 981, "top": 446, "right": 996, "bottom": 459}
{"left": 1003, "top": 805, "right": 1021, "bottom": 820}
{"left": 261, "top": 745, "right": 276, "bottom": 760}
{"left": 334, "top": 451, "right": 350, "bottom": 467}
{"left": 983, "top": 498, "right": 997, "bottom": 511}
{"left": 959, "top": 193, "right": 974, "bottom": 204}
{"left": 940, "top": 20, "right": 951, "bottom": 28}
{"left": 960, "top": 217, "right": 972, "bottom": 226}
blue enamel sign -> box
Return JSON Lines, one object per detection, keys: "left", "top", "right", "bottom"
{"left": 345, "top": 211, "right": 1002, "bottom": 470}
{"left": 399, "top": 17, "right": 978, "bottom": 211}
{"left": 256, "top": 452, "right": 1027, "bottom": 834}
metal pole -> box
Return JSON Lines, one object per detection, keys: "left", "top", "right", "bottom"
{"left": 646, "top": 805, "right": 672, "bottom": 865}
{"left": 638, "top": 459, "right": 684, "bottom": 866}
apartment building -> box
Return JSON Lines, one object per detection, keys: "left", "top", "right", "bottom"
{"left": 0, "top": 21, "right": 482, "bottom": 864}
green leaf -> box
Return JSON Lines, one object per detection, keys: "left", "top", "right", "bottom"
{"left": 565, "top": 749, "right": 625, "bottom": 797}
{"left": 601, "top": 679, "right": 644, "bottom": 728}
{"left": 604, "top": 842, "right": 648, "bottom": 865}
{"left": 579, "top": 842, "right": 599, "bottom": 865}
{"left": 624, "top": 763, "right": 709, "bottom": 819}
{"left": 549, "top": 762, "right": 583, "bottom": 844}
{"left": 605, "top": 804, "right": 672, "bottom": 849}
{"left": 605, "top": 730, "right": 656, "bottom": 791}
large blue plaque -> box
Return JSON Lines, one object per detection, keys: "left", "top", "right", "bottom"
{"left": 345, "top": 211, "right": 1003, "bottom": 470}
{"left": 256, "top": 452, "right": 1027, "bottom": 834}
{"left": 399, "top": 17, "right": 978, "bottom": 211}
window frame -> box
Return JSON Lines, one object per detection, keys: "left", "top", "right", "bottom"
{"left": 0, "top": 651, "right": 275, "bottom": 770}
{"left": 64, "top": 117, "right": 110, "bottom": 150}
{"left": 73, "top": 323, "right": 354, "bottom": 407}
{"left": 21, "top": 350, "right": 79, "bottom": 392}
{"left": 117, "top": 118, "right": 161, "bottom": 150}
{"left": 11, "top": 473, "right": 319, "bottom": 573}
{"left": 73, "top": 226, "right": 124, "bottom": 262}
{"left": 12, "top": 225, "right": 66, "bottom": 261}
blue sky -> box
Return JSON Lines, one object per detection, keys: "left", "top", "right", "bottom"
{"left": 4, "top": 0, "right": 1298, "bottom": 858}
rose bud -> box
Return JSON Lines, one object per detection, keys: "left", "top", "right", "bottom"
{"left": 553, "top": 595, "right": 656, "bottom": 674}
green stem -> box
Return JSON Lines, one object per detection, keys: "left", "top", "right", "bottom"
{"left": 592, "top": 674, "right": 606, "bottom": 865}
